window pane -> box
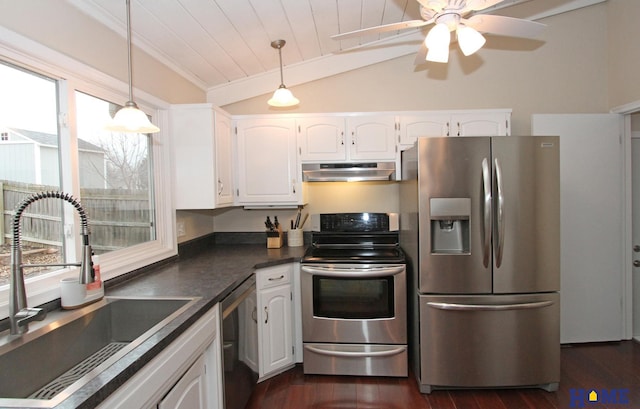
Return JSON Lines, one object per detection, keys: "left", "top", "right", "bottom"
{"left": 0, "top": 62, "right": 64, "bottom": 287}
{"left": 75, "top": 91, "right": 156, "bottom": 256}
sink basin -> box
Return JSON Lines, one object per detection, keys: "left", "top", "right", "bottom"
{"left": 0, "top": 296, "right": 199, "bottom": 407}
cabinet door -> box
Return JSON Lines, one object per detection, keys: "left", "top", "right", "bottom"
{"left": 297, "top": 117, "right": 346, "bottom": 161}
{"left": 158, "top": 355, "right": 207, "bottom": 409}
{"left": 399, "top": 114, "right": 451, "bottom": 146}
{"left": 235, "top": 118, "right": 299, "bottom": 204}
{"left": 214, "top": 110, "right": 234, "bottom": 206}
{"left": 347, "top": 116, "right": 397, "bottom": 160}
{"left": 170, "top": 106, "right": 216, "bottom": 209}
{"left": 258, "top": 284, "right": 293, "bottom": 378}
{"left": 453, "top": 112, "right": 510, "bottom": 137}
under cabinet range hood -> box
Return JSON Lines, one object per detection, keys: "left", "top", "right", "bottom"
{"left": 302, "top": 162, "right": 396, "bottom": 182}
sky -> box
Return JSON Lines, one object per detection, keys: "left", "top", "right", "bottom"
{"left": 0, "top": 62, "right": 129, "bottom": 147}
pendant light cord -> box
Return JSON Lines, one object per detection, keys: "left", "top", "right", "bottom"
{"left": 126, "top": 0, "right": 134, "bottom": 103}
{"left": 277, "top": 45, "right": 284, "bottom": 87}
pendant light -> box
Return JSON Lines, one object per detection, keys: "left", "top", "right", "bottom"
{"left": 267, "top": 39, "right": 299, "bottom": 107}
{"left": 105, "top": 0, "right": 160, "bottom": 133}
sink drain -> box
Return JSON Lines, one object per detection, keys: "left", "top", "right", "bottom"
{"left": 29, "top": 342, "right": 129, "bottom": 400}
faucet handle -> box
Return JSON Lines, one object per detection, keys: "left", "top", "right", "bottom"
{"left": 15, "top": 307, "right": 47, "bottom": 329}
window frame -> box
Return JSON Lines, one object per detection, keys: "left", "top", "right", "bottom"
{"left": 0, "top": 27, "right": 177, "bottom": 319}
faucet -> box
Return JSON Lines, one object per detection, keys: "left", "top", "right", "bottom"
{"left": 9, "top": 191, "right": 95, "bottom": 335}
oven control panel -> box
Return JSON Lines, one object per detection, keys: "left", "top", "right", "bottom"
{"left": 311, "top": 213, "right": 399, "bottom": 232}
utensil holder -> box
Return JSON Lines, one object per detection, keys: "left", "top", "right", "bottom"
{"left": 288, "top": 229, "right": 304, "bottom": 247}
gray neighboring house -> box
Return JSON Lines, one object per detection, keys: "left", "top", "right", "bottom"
{"left": 0, "top": 128, "right": 106, "bottom": 188}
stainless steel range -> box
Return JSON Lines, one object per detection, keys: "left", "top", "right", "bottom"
{"left": 301, "top": 213, "right": 407, "bottom": 377}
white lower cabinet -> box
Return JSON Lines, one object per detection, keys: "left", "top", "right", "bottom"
{"left": 256, "top": 264, "right": 295, "bottom": 380}
{"left": 98, "top": 305, "right": 222, "bottom": 409}
{"left": 158, "top": 354, "right": 207, "bottom": 409}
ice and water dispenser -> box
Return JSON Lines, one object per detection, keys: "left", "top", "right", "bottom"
{"left": 430, "top": 198, "right": 470, "bottom": 254}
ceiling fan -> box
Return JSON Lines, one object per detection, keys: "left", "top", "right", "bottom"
{"left": 331, "top": 0, "right": 545, "bottom": 63}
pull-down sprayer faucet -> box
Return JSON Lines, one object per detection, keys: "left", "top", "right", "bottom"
{"left": 9, "top": 191, "right": 95, "bottom": 335}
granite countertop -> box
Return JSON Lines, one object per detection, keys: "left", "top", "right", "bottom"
{"left": 8, "top": 241, "right": 306, "bottom": 409}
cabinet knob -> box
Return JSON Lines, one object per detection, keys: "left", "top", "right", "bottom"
{"left": 634, "top": 245, "right": 640, "bottom": 253}
{"left": 634, "top": 260, "right": 640, "bottom": 267}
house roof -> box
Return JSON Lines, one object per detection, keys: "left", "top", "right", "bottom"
{"left": 7, "top": 128, "right": 104, "bottom": 153}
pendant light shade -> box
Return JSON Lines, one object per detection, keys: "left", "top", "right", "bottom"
{"left": 105, "top": 0, "right": 160, "bottom": 133}
{"left": 267, "top": 39, "right": 299, "bottom": 107}
{"left": 457, "top": 25, "right": 486, "bottom": 56}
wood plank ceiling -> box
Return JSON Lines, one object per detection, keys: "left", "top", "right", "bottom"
{"left": 66, "top": 0, "right": 603, "bottom": 106}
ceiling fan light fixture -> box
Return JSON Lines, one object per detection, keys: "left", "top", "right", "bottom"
{"left": 105, "top": 0, "right": 160, "bottom": 134}
{"left": 426, "top": 45, "right": 450, "bottom": 63}
{"left": 425, "top": 22, "right": 450, "bottom": 48}
{"left": 457, "top": 24, "right": 486, "bottom": 56}
{"left": 425, "top": 23, "right": 451, "bottom": 63}
{"left": 268, "top": 39, "right": 299, "bottom": 108}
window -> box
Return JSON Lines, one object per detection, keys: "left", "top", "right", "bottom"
{"left": 0, "top": 42, "right": 174, "bottom": 316}
{"left": 0, "top": 62, "right": 65, "bottom": 286}
{"left": 75, "top": 91, "right": 156, "bottom": 254}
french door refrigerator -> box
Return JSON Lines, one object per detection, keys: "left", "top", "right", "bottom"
{"left": 400, "top": 136, "right": 560, "bottom": 394}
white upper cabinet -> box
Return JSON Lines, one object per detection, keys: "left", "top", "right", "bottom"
{"left": 347, "top": 115, "right": 397, "bottom": 161}
{"left": 235, "top": 118, "right": 304, "bottom": 206}
{"left": 453, "top": 111, "right": 510, "bottom": 137}
{"left": 170, "top": 104, "right": 234, "bottom": 209}
{"left": 298, "top": 115, "right": 397, "bottom": 162}
{"left": 398, "top": 110, "right": 511, "bottom": 147}
{"left": 398, "top": 113, "right": 451, "bottom": 145}
{"left": 297, "top": 117, "right": 346, "bottom": 161}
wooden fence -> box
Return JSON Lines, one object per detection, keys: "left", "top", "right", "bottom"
{"left": 1, "top": 181, "right": 153, "bottom": 254}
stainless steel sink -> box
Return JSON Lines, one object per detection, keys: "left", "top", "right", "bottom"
{"left": 0, "top": 296, "right": 199, "bottom": 407}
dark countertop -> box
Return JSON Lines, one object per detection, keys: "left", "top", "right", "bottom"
{"left": 15, "top": 242, "right": 306, "bottom": 409}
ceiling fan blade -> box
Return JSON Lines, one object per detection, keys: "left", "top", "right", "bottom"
{"left": 415, "top": 0, "right": 446, "bottom": 12}
{"left": 414, "top": 42, "right": 428, "bottom": 65}
{"left": 465, "top": 14, "right": 545, "bottom": 39}
{"left": 465, "top": 0, "right": 507, "bottom": 11}
{"left": 331, "top": 20, "right": 429, "bottom": 40}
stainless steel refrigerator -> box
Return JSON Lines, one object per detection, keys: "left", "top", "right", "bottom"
{"left": 400, "top": 136, "right": 560, "bottom": 394}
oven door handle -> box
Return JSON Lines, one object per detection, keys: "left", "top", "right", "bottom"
{"left": 301, "top": 265, "right": 405, "bottom": 277}
{"left": 304, "top": 344, "right": 407, "bottom": 358}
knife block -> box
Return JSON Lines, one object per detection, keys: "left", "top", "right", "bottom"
{"left": 266, "top": 229, "right": 283, "bottom": 248}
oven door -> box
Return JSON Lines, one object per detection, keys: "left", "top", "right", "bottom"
{"left": 301, "top": 263, "right": 406, "bottom": 344}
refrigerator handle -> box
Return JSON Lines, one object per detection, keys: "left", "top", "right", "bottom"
{"left": 426, "top": 301, "right": 554, "bottom": 311}
{"left": 481, "top": 158, "right": 492, "bottom": 268}
{"left": 494, "top": 158, "right": 505, "bottom": 268}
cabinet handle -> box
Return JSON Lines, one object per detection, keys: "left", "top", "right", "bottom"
{"left": 251, "top": 306, "right": 257, "bottom": 323}
{"left": 268, "top": 274, "right": 285, "bottom": 281}
{"left": 264, "top": 306, "right": 269, "bottom": 324}
{"left": 446, "top": 122, "right": 450, "bottom": 136}
{"left": 292, "top": 179, "right": 296, "bottom": 194}
{"left": 217, "top": 178, "right": 223, "bottom": 195}
{"left": 457, "top": 122, "right": 461, "bottom": 136}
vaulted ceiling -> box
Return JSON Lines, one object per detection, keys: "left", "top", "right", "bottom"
{"left": 67, "top": 0, "right": 604, "bottom": 105}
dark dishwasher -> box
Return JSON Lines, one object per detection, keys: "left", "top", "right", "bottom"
{"left": 221, "top": 274, "right": 258, "bottom": 409}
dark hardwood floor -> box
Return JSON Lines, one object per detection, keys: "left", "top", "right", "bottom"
{"left": 246, "top": 341, "right": 640, "bottom": 409}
